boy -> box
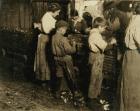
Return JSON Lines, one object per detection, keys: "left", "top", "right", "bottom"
{"left": 88, "top": 17, "right": 116, "bottom": 110}
{"left": 52, "top": 20, "right": 80, "bottom": 100}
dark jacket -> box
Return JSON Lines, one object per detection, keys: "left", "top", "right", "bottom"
{"left": 68, "top": 19, "right": 88, "bottom": 34}
{"left": 52, "top": 33, "right": 76, "bottom": 57}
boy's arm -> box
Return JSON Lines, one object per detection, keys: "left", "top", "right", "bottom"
{"left": 133, "top": 25, "right": 140, "bottom": 48}
{"left": 104, "top": 37, "right": 117, "bottom": 50}
{"left": 62, "top": 38, "right": 76, "bottom": 55}
{"left": 88, "top": 34, "right": 99, "bottom": 52}
{"left": 93, "top": 33, "right": 108, "bottom": 52}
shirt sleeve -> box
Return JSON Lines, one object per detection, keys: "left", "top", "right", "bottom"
{"left": 95, "top": 34, "right": 107, "bottom": 51}
{"left": 62, "top": 38, "right": 76, "bottom": 55}
{"left": 41, "top": 14, "right": 55, "bottom": 34}
{"left": 88, "top": 34, "right": 99, "bottom": 52}
{"left": 133, "top": 25, "right": 140, "bottom": 47}
{"left": 89, "top": 33, "right": 107, "bottom": 52}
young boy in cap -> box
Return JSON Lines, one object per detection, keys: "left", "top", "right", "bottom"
{"left": 52, "top": 20, "right": 81, "bottom": 102}
{"left": 88, "top": 17, "right": 116, "bottom": 110}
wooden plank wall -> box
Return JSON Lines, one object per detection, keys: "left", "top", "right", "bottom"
{"left": 0, "top": 0, "right": 32, "bottom": 32}
{"left": 0, "top": 0, "right": 70, "bottom": 31}
{"left": 32, "top": 1, "right": 48, "bottom": 22}
{"left": 32, "top": 0, "right": 69, "bottom": 22}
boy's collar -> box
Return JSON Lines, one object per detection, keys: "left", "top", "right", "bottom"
{"left": 90, "top": 28, "right": 99, "bottom": 33}
{"left": 56, "top": 31, "right": 64, "bottom": 36}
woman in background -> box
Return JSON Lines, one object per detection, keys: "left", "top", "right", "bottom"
{"left": 34, "top": 3, "right": 61, "bottom": 90}
{"left": 82, "top": 12, "right": 93, "bottom": 30}
{"left": 120, "top": 4, "right": 140, "bottom": 111}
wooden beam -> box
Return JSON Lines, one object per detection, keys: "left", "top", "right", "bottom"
{"left": 31, "top": 0, "right": 70, "bottom": 4}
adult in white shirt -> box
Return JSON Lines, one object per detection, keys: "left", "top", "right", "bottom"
{"left": 120, "top": 5, "right": 140, "bottom": 111}
{"left": 34, "top": 3, "right": 61, "bottom": 89}
{"left": 41, "top": 4, "right": 60, "bottom": 34}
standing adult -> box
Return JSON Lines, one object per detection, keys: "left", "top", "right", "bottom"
{"left": 34, "top": 3, "right": 61, "bottom": 89}
{"left": 120, "top": 5, "right": 140, "bottom": 111}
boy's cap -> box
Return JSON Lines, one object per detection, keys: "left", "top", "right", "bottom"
{"left": 93, "top": 17, "right": 107, "bottom": 28}
{"left": 56, "top": 20, "right": 69, "bottom": 29}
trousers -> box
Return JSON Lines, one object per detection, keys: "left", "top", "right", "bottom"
{"left": 88, "top": 52, "right": 104, "bottom": 98}
{"left": 54, "top": 55, "right": 77, "bottom": 93}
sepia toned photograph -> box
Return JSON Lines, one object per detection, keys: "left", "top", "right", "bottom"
{"left": 0, "top": 0, "right": 140, "bottom": 111}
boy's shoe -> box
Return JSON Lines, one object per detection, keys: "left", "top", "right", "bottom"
{"left": 52, "top": 91, "right": 61, "bottom": 99}
{"left": 73, "top": 91, "right": 85, "bottom": 107}
{"left": 87, "top": 98, "right": 104, "bottom": 111}
{"left": 41, "top": 83, "right": 52, "bottom": 96}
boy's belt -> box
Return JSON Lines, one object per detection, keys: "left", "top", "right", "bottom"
{"left": 54, "top": 54, "right": 65, "bottom": 58}
{"left": 54, "top": 55, "right": 71, "bottom": 60}
{"left": 126, "top": 47, "right": 138, "bottom": 50}
{"left": 90, "top": 50, "right": 103, "bottom": 54}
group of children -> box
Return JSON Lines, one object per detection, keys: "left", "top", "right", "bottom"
{"left": 50, "top": 16, "right": 116, "bottom": 110}
{"left": 33, "top": 2, "right": 140, "bottom": 111}
{"left": 33, "top": 3, "right": 116, "bottom": 110}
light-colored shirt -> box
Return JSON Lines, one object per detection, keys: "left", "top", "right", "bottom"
{"left": 125, "top": 15, "right": 140, "bottom": 49}
{"left": 88, "top": 28, "right": 107, "bottom": 52}
{"left": 41, "top": 12, "right": 56, "bottom": 34}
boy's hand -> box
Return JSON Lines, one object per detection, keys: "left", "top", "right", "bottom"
{"left": 71, "top": 39, "right": 76, "bottom": 46}
{"left": 110, "top": 37, "right": 117, "bottom": 45}
{"left": 33, "top": 23, "right": 41, "bottom": 30}
{"left": 73, "top": 41, "right": 77, "bottom": 47}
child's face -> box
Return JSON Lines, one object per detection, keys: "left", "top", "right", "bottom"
{"left": 59, "top": 27, "right": 67, "bottom": 35}
{"left": 99, "top": 25, "right": 106, "bottom": 33}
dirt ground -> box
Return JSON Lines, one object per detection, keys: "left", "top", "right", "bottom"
{"left": 0, "top": 55, "right": 118, "bottom": 111}
{"left": 0, "top": 55, "right": 93, "bottom": 111}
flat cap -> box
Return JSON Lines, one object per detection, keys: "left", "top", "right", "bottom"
{"left": 56, "top": 20, "right": 69, "bottom": 29}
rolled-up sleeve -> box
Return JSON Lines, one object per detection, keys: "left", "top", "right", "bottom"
{"left": 95, "top": 34, "right": 107, "bottom": 51}
{"left": 62, "top": 38, "right": 76, "bottom": 54}
{"left": 133, "top": 26, "right": 140, "bottom": 47}
{"left": 88, "top": 33, "right": 99, "bottom": 52}
{"left": 88, "top": 33, "right": 107, "bottom": 52}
